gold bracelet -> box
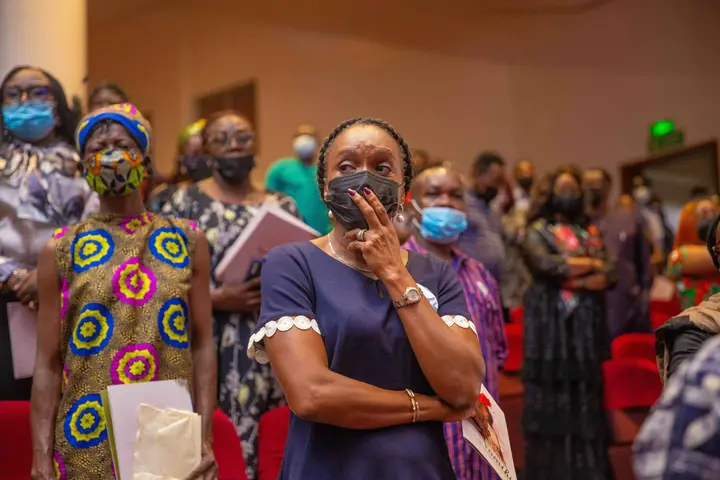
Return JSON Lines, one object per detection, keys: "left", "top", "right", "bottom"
{"left": 405, "top": 389, "right": 419, "bottom": 423}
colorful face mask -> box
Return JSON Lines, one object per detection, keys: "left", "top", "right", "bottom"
{"left": 84, "top": 148, "right": 145, "bottom": 196}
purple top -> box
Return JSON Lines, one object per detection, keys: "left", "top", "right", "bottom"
{"left": 253, "top": 241, "right": 472, "bottom": 480}
{"left": 405, "top": 236, "right": 506, "bottom": 480}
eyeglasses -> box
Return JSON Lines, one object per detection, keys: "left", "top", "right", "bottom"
{"left": 207, "top": 131, "right": 254, "bottom": 147}
{"left": 2, "top": 85, "right": 53, "bottom": 104}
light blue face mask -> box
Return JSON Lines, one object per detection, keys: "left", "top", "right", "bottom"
{"left": 2, "top": 100, "right": 56, "bottom": 142}
{"left": 412, "top": 199, "right": 468, "bottom": 244}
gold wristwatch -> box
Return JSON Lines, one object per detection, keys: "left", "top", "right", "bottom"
{"left": 393, "top": 286, "right": 422, "bottom": 309}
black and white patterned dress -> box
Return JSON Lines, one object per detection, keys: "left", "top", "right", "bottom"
{"left": 158, "top": 184, "right": 299, "bottom": 480}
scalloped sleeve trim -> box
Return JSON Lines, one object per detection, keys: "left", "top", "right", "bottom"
{"left": 247, "top": 315, "right": 322, "bottom": 364}
{"left": 441, "top": 315, "right": 478, "bottom": 337}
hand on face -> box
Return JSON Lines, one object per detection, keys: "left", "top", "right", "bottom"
{"left": 343, "top": 187, "right": 405, "bottom": 282}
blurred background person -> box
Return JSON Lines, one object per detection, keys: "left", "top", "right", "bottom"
{"left": 583, "top": 167, "right": 653, "bottom": 339}
{"left": 666, "top": 196, "right": 720, "bottom": 309}
{"left": 87, "top": 81, "right": 129, "bottom": 112}
{"left": 265, "top": 124, "right": 330, "bottom": 234}
{"left": 0, "top": 65, "right": 98, "bottom": 400}
{"left": 633, "top": 175, "right": 674, "bottom": 272}
{"left": 147, "top": 118, "right": 210, "bottom": 211}
{"left": 510, "top": 159, "right": 535, "bottom": 220}
{"left": 522, "top": 165, "right": 614, "bottom": 480}
{"left": 160, "top": 109, "right": 299, "bottom": 480}
{"left": 458, "top": 151, "right": 507, "bottom": 316}
{"left": 404, "top": 165, "right": 506, "bottom": 480}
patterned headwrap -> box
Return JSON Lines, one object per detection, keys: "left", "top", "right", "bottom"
{"left": 177, "top": 119, "right": 206, "bottom": 154}
{"left": 75, "top": 102, "right": 152, "bottom": 155}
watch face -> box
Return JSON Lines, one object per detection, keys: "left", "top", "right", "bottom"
{"left": 407, "top": 289, "right": 421, "bottom": 302}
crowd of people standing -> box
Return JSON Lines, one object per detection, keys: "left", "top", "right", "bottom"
{"left": 3, "top": 63, "right": 720, "bottom": 480}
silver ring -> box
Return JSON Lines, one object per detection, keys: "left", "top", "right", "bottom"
{"left": 28, "top": 300, "right": 37, "bottom": 311}
{"left": 356, "top": 229, "right": 367, "bottom": 242}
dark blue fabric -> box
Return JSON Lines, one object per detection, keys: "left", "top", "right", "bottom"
{"left": 257, "top": 241, "right": 471, "bottom": 480}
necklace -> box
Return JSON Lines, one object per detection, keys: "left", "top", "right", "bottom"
{"left": 327, "top": 234, "right": 374, "bottom": 275}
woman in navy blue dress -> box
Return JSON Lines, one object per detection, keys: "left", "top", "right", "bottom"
{"left": 247, "top": 118, "right": 486, "bottom": 480}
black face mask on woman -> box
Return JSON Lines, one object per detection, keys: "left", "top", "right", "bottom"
{"left": 325, "top": 170, "right": 400, "bottom": 230}
{"left": 552, "top": 194, "right": 583, "bottom": 217}
{"left": 214, "top": 155, "right": 255, "bottom": 185}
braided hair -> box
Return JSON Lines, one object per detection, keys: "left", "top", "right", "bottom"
{"left": 316, "top": 117, "right": 413, "bottom": 197}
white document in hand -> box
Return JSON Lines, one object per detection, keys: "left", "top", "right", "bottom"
{"left": 133, "top": 404, "right": 201, "bottom": 480}
{"left": 7, "top": 302, "right": 37, "bottom": 379}
{"left": 215, "top": 200, "right": 319, "bottom": 284}
{"left": 107, "top": 380, "right": 194, "bottom": 480}
{"left": 462, "top": 385, "right": 517, "bottom": 480}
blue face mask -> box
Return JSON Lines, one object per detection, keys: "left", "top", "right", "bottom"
{"left": 412, "top": 200, "right": 468, "bottom": 244}
{"left": 2, "top": 100, "right": 56, "bottom": 142}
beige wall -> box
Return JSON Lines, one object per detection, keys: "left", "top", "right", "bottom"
{"left": 88, "top": 2, "right": 720, "bottom": 184}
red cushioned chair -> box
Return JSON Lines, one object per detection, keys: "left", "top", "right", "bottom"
{"left": 503, "top": 324, "right": 524, "bottom": 373}
{"left": 509, "top": 307, "right": 524, "bottom": 325}
{"left": 0, "top": 401, "right": 32, "bottom": 479}
{"left": 650, "top": 298, "right": 681, "bottom": 330}
{"left": 603, "top": 359, "right": 662, "bottom": 480}
{"left": 258, "top": 407, "right": 291, "bottom": 480}
{"left": 611, "top": 333, "right": 656, "bottom": 362}
{"left": 213, "top": 409, "right": 248, "bottom": 480}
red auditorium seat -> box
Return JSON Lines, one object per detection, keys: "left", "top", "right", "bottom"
{"left": 650, "top": 298, "right": 681, "bottom": 330}
{"left": 611, "top": 333, "right": 656, "bottom": 362}
{"left": 0, "top": 404, "right": 246, "bottom": 480}
{"left": 603, "top": 359, "right": 662, "bottom": 480}
{"left": 503, "top": 324, "right": 524, "bottom": 373}
{"left": 213, "top": 409, "right": 248, "bottom": 480}
{"left": 0, "top": 401, "right": 32, "bottom": 479}
{"left": 258, "top": 407, "right": 291, "bottom": 480}
{"left": 509, "top": 307, "right": 524, "bottom": 325}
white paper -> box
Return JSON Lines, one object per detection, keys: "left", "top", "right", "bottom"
{"left": 7, "top": 302, "right": 37, "bottom": 379}
{"left": 106, "top": 380, "right": 194, "bottom": 480}
{"left": 462, "top": 385, "right": 517, "bottom": 480}
{"left": 214, "top": 200, "right": 319, "bottom": 284}
{"left": 133, "top": 405, "right": 201, "bottom": 480}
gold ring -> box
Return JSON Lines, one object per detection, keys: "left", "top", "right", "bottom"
{"left": 356, "top": 229, "right": 367, "bottom": 242}
{"left": 28, "top": 300, "right": 37, "bottom": 311}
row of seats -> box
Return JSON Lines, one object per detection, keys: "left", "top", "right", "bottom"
{"left": 0, "top": 403, "right": 248, "bottom": 480}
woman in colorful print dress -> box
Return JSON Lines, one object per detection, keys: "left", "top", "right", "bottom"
{"left": 159, "top": 110, "right": 299, "bottom": 480}
{"left": 30, "top": 104, "right": 217, "bottom": 480}
{"left": 0, "top": 66, "right": 98, "bottom": 400}
{"left": 666, "top": 197, "right": 720, "bottom": 309}
{"left": 521, "top": 165, "right": 615, "bottom": 479}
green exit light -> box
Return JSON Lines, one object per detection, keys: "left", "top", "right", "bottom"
{"left": 650, "top": 120, "right": 676, "bottom": 138}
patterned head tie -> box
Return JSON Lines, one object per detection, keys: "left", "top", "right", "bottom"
{"left": 75, "top": 102, "right": 152, "bottom": 155}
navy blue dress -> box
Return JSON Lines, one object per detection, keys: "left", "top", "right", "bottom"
{"left": 251, "top": 241, "right": 472, "bottom": 480}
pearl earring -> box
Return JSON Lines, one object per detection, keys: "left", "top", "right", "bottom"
{"left": 328, "top": 210, "right": 334, "bottom": 219}
{"left": 395, "top": 204, "right": 405, "bottom": 222}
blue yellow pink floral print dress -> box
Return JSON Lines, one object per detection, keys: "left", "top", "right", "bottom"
{"left": 51, "top": 212, "right": 197, "bottom": 479}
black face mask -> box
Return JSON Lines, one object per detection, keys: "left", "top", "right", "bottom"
{"left": 517, "top": 177, "right": 534, "bottom": 192}
{"left": 325, "top": 170, "right": 400, "bottom": 230}
{"left": 552, "top": 194, "right": 583, "bottom": 217}
{"left": 586, "top": 188, "right": 604, "bottom": 208}
{"left": 476, "top": 186, "right": 499, "bottom": 203}
{"left": 180, "top": 155, "right": 213, "bottom": 183}
{"left": 214, "top": 155, "right": 255, "bottom": 185}
{"left": 698, "top": 218, "right": 714, "bottom": 244}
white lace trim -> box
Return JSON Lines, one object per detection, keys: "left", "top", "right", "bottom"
{"left": 247, "top": 315, "right": 321, "bottom": 364}
{"left": 441, "top": 315, "right": 477, "bottom": 336}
